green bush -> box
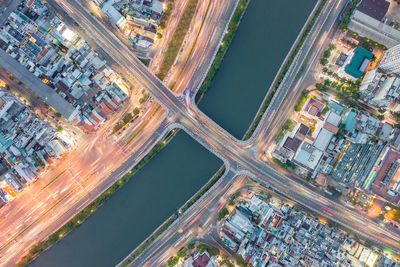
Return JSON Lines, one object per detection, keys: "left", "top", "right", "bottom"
{"left": 294, "top": 90, "right": 309, "bottom": 112}
{"left": 217, "top": 208, "right": 229, "bottom": 221}
{"left": 157, "top": 0, "right": 199, "bottom": 80}
{"left": 196, "top": 244, "right": 207, "bottom": 252}
{"left": 339, "top": 0, "right": 361, "bottom": 30}
{"left": 198, "top": 0, "right": 248, "bottom": 94}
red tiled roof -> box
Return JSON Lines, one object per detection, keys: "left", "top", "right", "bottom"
{"left": 323, "top": 122, "right": 339, "bottom": 134}
{"left": 305, "top": 98, "right": 324, "bottom": 116}
{"left": 283, "top": 137, "right": 302, "bottom": 152}
{"left": 193, "top": 253, "right": 210, "bottom": 267}
{"left": 371, "top": 148, "right": 400, "bottom": 203}
{"left": 297, "top": 123, "right": 309, "bottom": 136}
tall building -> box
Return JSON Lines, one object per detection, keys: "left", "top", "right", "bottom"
{"left": 379, "top": 43, "right": 400, "bottom": 75}
{"left": 332, "top": 143, "right": 385, "bottom": 189}
{"left": 348, "top": 0, "right": 400, "bottom": 48}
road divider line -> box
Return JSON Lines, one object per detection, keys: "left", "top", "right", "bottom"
{"left": 39, "top": 170, "right": 66, "bottom": 192}
{"left": 126, "top": 105, "right": 162, "bottom": 145}
{"left": 0, "top": 186, "right": 79, "bottom": 254}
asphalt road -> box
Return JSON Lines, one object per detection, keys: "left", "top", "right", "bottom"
{"left": 47, "top": 0, "right": 400, "bottom": 259}
{"left": 0, "top": 0, "right": 237, "bottom": 265}
{"left": 1, "top": 0, "right": 400, "bottom": 265}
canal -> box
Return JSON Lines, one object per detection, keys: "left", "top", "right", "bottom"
{"left": 29, "top": 132, "right": 222, "bottom": 267}
{"left": 30, "top": 0, "right": 317, "bottom": 265}
{"left": 198, "top": 0, "right": 317, "bottom": 139}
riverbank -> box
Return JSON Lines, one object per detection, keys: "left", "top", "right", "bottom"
{"left": 243, "top": 0, "right": 327, "bottom": 140}
{"left": 195, "top": 0, "right": 248, "bottom": 104}
{"left": 16, "top": 130, "right": 179, "bottom": 266}
{"left": 120, "top": 166, "right": 226, "bottom": 266}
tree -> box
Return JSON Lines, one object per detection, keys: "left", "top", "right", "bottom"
{"left": 159, "top": 22, "right": 166, "bottom": 29}
{"left": 316, "top": 83, "right": 328, "bottom": 92}
{"left": 323, "top": 50, "right": 331, "bottom": 58}
{"left": 378, "top": 108, "right": 386, "bottom": 114}
{"left": 133, "top": 107, "right": 140, "bottom": 115}
{"left": 156, "top": 33, "right": 163, "bottom": 39}
{"left": 207, "top": 246, "right": 219, "bottom": 256}
{"left": 187, "top": 241, "right": 195, "bottom": 250}
{"left": 235, "top": 255, "right": 248, "bottom": 267}
{"left": 167, "top": 256, "right": 179, "bottom": 266}
{"left": 177, "top": 247, "right": 187, "bottom": 258}
{"left": 122, "top": 113, "right": 133, "bottom": 124}
{"left": 328, "top": 43, "right": 336, "bottom": 51}
{"left": 196, "top": 244, "right": 207, "bottom": 253}
{"left": 320, "top": 58, "right": 328, "bottom": 66}
{"left": 377, "top": 114, "right": 384, "bottom": 121}
{"left": 217, "top": 208, "right": 229, "bottom": 221}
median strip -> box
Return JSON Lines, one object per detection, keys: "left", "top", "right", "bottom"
{"left": 126, "top": 105, "right": 162, "bottom": 145}
{"left": 157, "top": 0, "right": 200, "bottom": 80}
{"left": 15, "top": 0, "right": 247, "bottom": 265}
{"left": 2, "top": 186, "right": 78, "bottom": 258}
{"left": 39, "top": 170, "right": 66, "bottom": 192}
{"left": 16, "top": 128, "right": 177, "bottom": 267}
{"left": 170, "top": 0, "right": 213, "bottom": 90}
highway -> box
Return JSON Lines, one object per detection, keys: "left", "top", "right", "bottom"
{"left": 0, "top": 0, "right": 238, "bottom": 265}
{"left": 43, "top": 0, "right": 399, "bottom": 264}
{"left": 1, "top": 0, "right": 399, "bottom": 265}
{"left": 43, "top": 0, "right": 400, "bottom": 260}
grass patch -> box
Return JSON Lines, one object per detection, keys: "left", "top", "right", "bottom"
{"left": 243, "top": 0, "right": 327, "bottom": 140}
{"left": 272, "top": 157, "right": 295, "bottom": 170}
{"left": 275, "top": 119, "right": 294, "bottom": 143}
{"left": 112, "top": 112, "right": 134, "bottom": 135}
{"left": 157, "top": 0, "right": 199, "bottom": 80}
{"left": 138, "top": 57, "right": 151, "bottom": 66}
{"left": 294, "top": 89, "right": 309, "bottom": 112}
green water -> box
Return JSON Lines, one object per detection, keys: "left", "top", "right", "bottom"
{"left": 199, "top": 0, "right": 317, "bottom": 138}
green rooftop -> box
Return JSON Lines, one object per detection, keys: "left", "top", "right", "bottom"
{"left": 344, "top": 46, "right": 373, "bottom": 79}
{"left": 344, "top": 111, "right": 357, "bottom": 133}
{"left": 328, "top": 102, "right": 345, "bottom": 114}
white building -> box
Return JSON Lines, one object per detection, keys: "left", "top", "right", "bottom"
{"left": 379, "top": 43, "right": 400, "bottom": 75}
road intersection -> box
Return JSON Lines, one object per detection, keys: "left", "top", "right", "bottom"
{"left": 1, "top": 0, "right": 400, "bottom": 265}
{"left": 54, "top": 0, "right": 400, "bottom": 263}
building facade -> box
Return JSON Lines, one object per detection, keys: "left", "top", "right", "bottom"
{"left": 379, "top": 43, "right": 400, "bottom": 75}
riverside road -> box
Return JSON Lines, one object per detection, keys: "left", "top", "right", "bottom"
{"left": 56, "top": 0, "right": 400, "bottom": 259}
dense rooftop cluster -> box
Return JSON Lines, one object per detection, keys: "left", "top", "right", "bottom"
{"left": 0, "top": 87, "right": 72, "bottom": 207}
{"left": 220, "top": 194, "right": 397, "bottom": 267}
{"left": 0, "top": 0, "right": 128, "bottom": 131}
{"left": 97, "top": 0, "right": 165, "bottom": 48}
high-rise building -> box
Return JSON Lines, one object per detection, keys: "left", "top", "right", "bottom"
{"left": 332, "top": 143, "right": 385, "bottom": 189}
{"left": 379, "top": 43, "right": 400, "bottom": 75}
